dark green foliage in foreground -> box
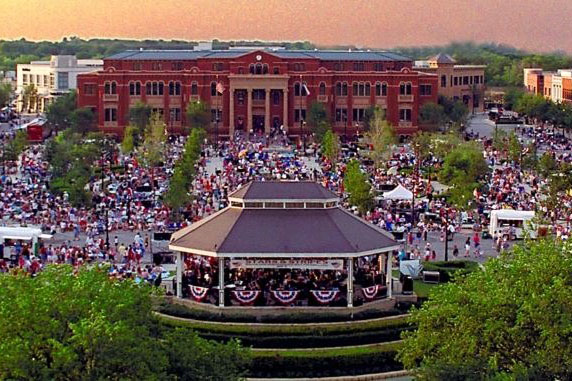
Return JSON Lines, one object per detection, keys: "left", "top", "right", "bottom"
{"left": 0, "top": 265, "right": 250, "bottom": 380}
{"left": 399, "top": 239, "right": 572, "bottom": 380}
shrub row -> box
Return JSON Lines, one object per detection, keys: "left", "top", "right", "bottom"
{"left": 156, "top": 299, "right": 410, "bottom": 324}
{"left": 249, "top": 343, "right": 403, "bottom": 378}
{"left": 155, "top": 309, "right": 411, "bottom": 337}
{"left": 423, "top": 260, "right": 479, "bottom": 283}
{"left": 196, "top": 327, "right": 410, "bottom": 348}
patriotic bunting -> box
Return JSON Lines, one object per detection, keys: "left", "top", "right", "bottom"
{"left": 311, "top": 290, "right": 339, "bottom": 304}
{"left": 233, "top": 290, "right": 260, "bottom": 304}
{"left": 189, "top": 285, "right": 209, "bottom": 302}
{"left": 362, "top": 285, "right": 379, "bottom": 300}
{"left": 272, "top": 290, "right": 299, "bottom": 304}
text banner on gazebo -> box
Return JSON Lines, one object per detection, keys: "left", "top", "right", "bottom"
{"left": 230, "top": 258, "right": 343, "bottom": 270}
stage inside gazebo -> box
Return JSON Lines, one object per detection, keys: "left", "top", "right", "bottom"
{"left": 169, "top": 181, "right": 399, "bottom": 308}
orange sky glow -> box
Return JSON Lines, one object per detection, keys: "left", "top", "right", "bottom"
{"left": 1, "top": 0, "right": 571, "bottom": 52}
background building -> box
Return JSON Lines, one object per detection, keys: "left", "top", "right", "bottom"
{"left": 524, "top": 68, "right": 572, "bottom": 103}
{"left": 16, "top": 55, "right": 102, "bottom": 113}
{"left": 415, "top": 53, "right": 486, "bottom": 112}
{"left": 76, "top": 49, "right": 438, "bottom": 137}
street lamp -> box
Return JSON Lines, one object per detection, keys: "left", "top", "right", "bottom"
{"left": 442, "top": 207, "right": 450, "bottom": 262}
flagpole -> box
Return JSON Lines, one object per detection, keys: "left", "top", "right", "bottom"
{"left": 215, "top": 75, "right": 219, "bottom": 149}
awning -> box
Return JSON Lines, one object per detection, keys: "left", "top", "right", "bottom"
{"left": 383, "top": 185, "right": 413, "bottom": 200}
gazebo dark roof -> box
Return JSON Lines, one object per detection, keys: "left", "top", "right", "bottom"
{"left": 170, "top": 203, "right": 398, "bottom": 258}
{"left": 229, "top": 181, "right": 339, "bottom": 201}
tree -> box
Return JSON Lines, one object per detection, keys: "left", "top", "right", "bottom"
{"left": 419, "top": 102, "right": 447, "bottom": 129}
{"left": 69, "top": 107, "right": 95, "bottom": 135}
{"left": 449, "top": 100, "right": 469, "bottom": 125}
{"left": 362, "top": 105, "right": 381, "bottom": 132}
{"left": 3, "top": 130, "right": 28, "bottom": 161}
{"left": 121, "top": 124, "right": 137, "bottom": 154}
{"left": 0, "top": 265, "right": 251, "bottom": 380}
{"left": 399, "top": 238, "right": 572, "bottom": 380}
{"left": 141, "top": 112, "right": 167, "bottom": 169}
{"left": 503, "top": 87, "right": 525, "bottom": 110}
{"left": 21, "top": 84, "right": 38, "bottom": 112}
{"left": 321, "top": 129, "right": 339, "bottom": 162}
{"left": 366, "top": 108, "right": 397, "bottom": 166}
{"left": 128, "top": 101, "right": 151, "bottom": 133}
{"left": 507, "top": 131, "right": 522, "bottom": 164}
{"left": 46, "top": 90, "right": 76, "bottom": 131}
{"left": 440, "top": 141, "right": 488, "bottom": 186}
{"left": 0, "top": 265, "right": 167, "bottom": 379}
{"left": 186, "top": 100, "right": 211, "bottom": 131}
{"left": 344, "top": 159, "right": 374, "bottom": 214}
{"left": 307, "top": 101, "right": 328, "bottom": 133}
{"left": 0, "top": 83, "right": 11, "bottom": 107}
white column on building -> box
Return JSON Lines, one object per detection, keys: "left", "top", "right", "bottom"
{"left": 229, "top": 87, "right": 235, "bottom": 135}
{"left": 347, "top": 258, "right": 354, "bottom": 308}
{"left": 264, "top": 88, "right": 271, "bottom": 135}
{"left": 247, "top": 88, "right": 253, "bottom": 133}
{"left": 176, "top": 252, "right": 183, "bottom": 298}
{"left": 282, "top": 88, "right": 288, "bottom": 132}
{"left": 386, "top": 252, "right": 392, "bottom": 298}
{"left": 218, "top": 257, "right": 225, "bottom": 307}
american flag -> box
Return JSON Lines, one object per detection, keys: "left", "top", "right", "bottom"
{"left": 216, "top": 82, "right": 225, "bottom": 94}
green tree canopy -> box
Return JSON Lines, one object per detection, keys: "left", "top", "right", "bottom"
{"left": 141, "top": 112, "right": 167, "bottom": 168}
{"left": 46, "top": 90, "right": 76, "bottom": 130}
{"left": 128, "top": 101, "right": 151, "bottom": 133}
{"left": 69, "top": 107, "right": 95, "bottom": 135}
{"left": 0, "top": 83, "right": 11, "bottom": 107}
{"left": 186, "top": 100, "right": 211, "bottom": 131}
{"left": 440, "top": 141, "right": 488, "bottom": 186}
{"left": 419, "top": 102, "right": 447, "bottom": 129}
{"left": 321, "top": 129, "right": 339, "bottom": 162}
{"left": 307, "top": 101, "right": 328, "bottom": 131}
{"left": 399, "top": 238, "right": 572, "bottom": 380}
{"left": 366, "top": 108, "right": 397, "bottom": 166}
{"left": 344, "top": 159, "right": 374, "bottom": 214}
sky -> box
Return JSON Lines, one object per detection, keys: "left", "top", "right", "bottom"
{"left": 1, "top": 0, "right": 571, "bottom": 52}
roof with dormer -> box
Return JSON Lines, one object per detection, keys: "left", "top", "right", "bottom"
{"left": 427, "top": 53, "right": 456, "bottom": 64}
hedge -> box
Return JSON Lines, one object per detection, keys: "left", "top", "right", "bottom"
{"left": 422, "top": 260, "right": 479, "bottom": 283}
{"left": 249, "top": 342, "right": 403, "bottom": 378}
{"left": 156, "top": 299, "right": 409, "bottom": 324}
{"left": 155, "top": 310, "right": 411, "bottom": 337}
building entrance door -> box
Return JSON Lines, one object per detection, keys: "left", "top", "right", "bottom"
{"left": 253, "top": 115, "right": 265, "bottom": 134}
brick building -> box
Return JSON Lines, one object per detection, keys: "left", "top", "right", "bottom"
{"left": 76, "top": 49, "right": 438, "bottom": 137}
{"left": 524, "top": 68, "right": 572, "bottom": 104}
{"left": 414, "top": 53, "right": 486, "bottom": 113}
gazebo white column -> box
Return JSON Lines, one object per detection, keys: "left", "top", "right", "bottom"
{"left": 176, "top": 252, "right": 183, "bottom": 298}
{"left": 386, "top": 252, "right": 392, "bottom": 298}
{"left": 218, "top": 257, "right": 225, "bottom": 307}
{"left": 347, "top": 258, "right": 354, "bottom": 307}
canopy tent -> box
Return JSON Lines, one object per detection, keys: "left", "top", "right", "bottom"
{"left": 383, "top": 185, "right": 413, "bottom": 200}
{"left": 489, "top": 209, "right": 535, "bottom": 238}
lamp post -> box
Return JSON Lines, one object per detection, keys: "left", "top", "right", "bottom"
{"left": 100, "top": 144, "right": 110, "bottom": 252}
{"left": 443, "top": 208, "right": 450, "bottom": 262}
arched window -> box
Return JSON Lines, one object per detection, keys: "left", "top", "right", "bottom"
{"left": 263, "top": 64, "right": 269, "bottom": 74}
{"left": 319, "top": 82, "right": 326, "bottom": 96}
{"left": 273, "top": 67, "right": 280, "bottom": 74}
{"left": 129, "top": 82, "right": 141, "bottom": 96}
{"left": 191, "top": 82, "right": 198, "bottom": 95}
{"left": 211, "top": 82, "right": 217, "bottom": 97}
{"left": 169, "top": 81, "right": 181, "bottom": 96}
{"left": 365, "top": 82, "right": 371, "bottom": 96}
{"left": 399, "top": 82, "right": 412, "bottom": 95}
{"left": 255, "top": 63, "right": 262, "bottom": 75}
{"left": 336, "top": 82, "right": 342, "bottom": 96}
{"left": 249, "top": 64, "right": 255, "bottom": 74}
{"left": 104, "top": 81, "right": 117, "bottom": 95}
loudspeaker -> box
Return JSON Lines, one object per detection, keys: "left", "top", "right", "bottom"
{"left": 402, "top": 276, "right": 414, "bottom": 295}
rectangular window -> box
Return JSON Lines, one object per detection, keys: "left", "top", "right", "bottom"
{"left": 237, "top": 90, "right": 245, "bottom": 105}
{"left": 374, "top": 63, "right": 384, "bottom": 71}
{"left": 454, "top": 77, "right": 458, "bottom": 86}
{"left": 441, "top": 75, "right": 447, "bottom": 88}
{"left": 151, "top": 108, "right": 164, "bottom": 116}
{"left": 294, "top": 109, "right": 307, "bottom": 122}
{"left": 463, "top": 76, "right": 469, "bottom": 85}
{"left": 419, "top": 84, "right": 432, "bottom": 96}
{"left": 169, "top": 108, "right": 181, "bottom": 122}
{"left": 171, "top": 62, "right": 183, "bottom": 71}
{"left": 151, "top": 62, "right": 162, "bottom": 71}
{"left": 399, "top": 109, "right": 412, "bottom": 121}
{"left": 352, "top": 108, "right": 365, "bottom": 122}
{"left": 335, "top": 108, "right": 348, "bottom": 122}
{"left": 272, "top": 91, "right": 280, "bottom": 105}
{"left": 169, "top": 82, "right": 181, "bottom": 96}
{"left": 104, "top": 108, "right": 117, "bottom": 122}
{"left": 212, "top": 62, "right": 224, "bottom": 71}
{"left": 353, "top": 62, "right": 365, "bottom": 71}
{"left": 57, "top": 72, "right": 69, "bottom": 90}
{"left": 480, "top": 75, "right": 484, "bottom": 84}
{"left": 84, "top": 84, "right": 96, "bottom": 95}
{"left": 470, "top": 76, "right": 473, "bottom": 85}
{"left": 22, "top": 74, "right": 28, "bottom": 85}
{"left": 133, "top": 62, "right": 142, "bottom": 71}
{"left": 211, "top": 109, "right": 223, "bottom": 122}
{"left": 353, "top": 83, "right": 359, "bottom": 96}
{"left": 50, "top": 74, "right": 55, "bottom": 88}
{"left": 474, "top": 75, "right": 480, "bottom": 84}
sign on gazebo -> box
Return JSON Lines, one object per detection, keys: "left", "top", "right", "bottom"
{"left": 230, "top": 258, "right": 344, "bottom": 270}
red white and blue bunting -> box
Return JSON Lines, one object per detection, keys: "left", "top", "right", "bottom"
{"left": 189, "top": 285, "right": 209, "bottom": 302}
{"left": 362, "top": 285, "right": 379, "bottom": 300}
{"left": 233, "top": 290, "right": 260, "bottom": 305}
{"left": 272, "top": 290, "right": 299, "bottom": 304}
{"left": 311, "top": 290, "right": 339, "bottom": 304}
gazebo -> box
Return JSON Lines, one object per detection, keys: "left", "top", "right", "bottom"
{"left": 169, "top": 181, "right": 399, "bottom": 308}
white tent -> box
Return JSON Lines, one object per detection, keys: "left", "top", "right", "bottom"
{"left": 383, "top": 185, "right": 413, "bottom": 200}
{"left": 489, "top": 209, "right": 535, "bottom": 238}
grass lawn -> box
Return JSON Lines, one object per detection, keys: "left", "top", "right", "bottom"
{"left": 392, "top": 269, "right": 440, "bottom": 299}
